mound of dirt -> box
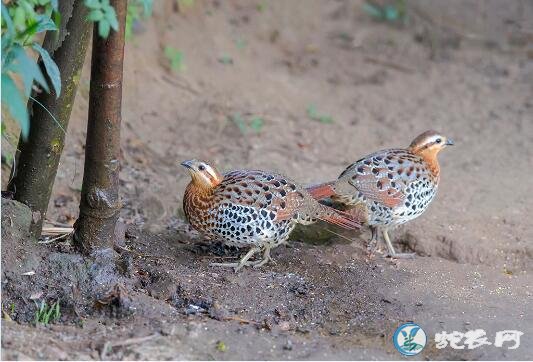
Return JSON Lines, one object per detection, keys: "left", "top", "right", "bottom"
{"left": 2, "top": 0, "right": 533, "bottom": 359}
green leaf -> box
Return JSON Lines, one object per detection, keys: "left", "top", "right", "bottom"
{"left": 2, "top": 38, "right": 16, "bottom": 69}
{"left": 12, "top": 45, "right": 49, "bottom": 95}
{"left": 235, "top": 39, "right": 246, "bottom": 49}
{"left": 20, "top": 1, "right": 35, "bottom": 17}
{"left": 98, "top": 19, "right": 110, "bottom": 38}
{"left": 1, "top": 74, "right": 30, "bottom": 139}
{"left": 384, "top": 5, "right": 399, "bottom": 21}
{"left": 164, "top": 47, "right": 184, "bottom": 71}
{"left": 307, "top": 104, "right": 333, "bottom": 123}
{"left": 141, "top": 0, "right": 153, "bottom": 16}
{"left": 34, "top": 16, "right": 58, "bottom": 33}
{"left": 318, "top": 115, "right": 333, "bottom": 124}
{"left": 33, "top": 43, "right": 61, "bottom": 96}
{"left": 1, "top": 4, "right": 15, "bottom": 36}
{"left": 229, "top": 114, "right": 247, "bottom": 134}
{"left": 102, "top": 3, "right": 113, "bottom": 13}
{"left": 218, "top": 55, "right": 233, "bottom": 65}
{"left": 306, "top": 104, "right": 318, "bottom": 119}
{"left": 409, "top": 327, "right": 420, "bottom": 338}
{"left": 53, "top": 11, "right": 61, "bottom": 29}
{"left": 13, "top": 6, "right": 26, "bottom": 31}
{"left": 19, "top": 21, "right": 40, "bottom": 39}
{"left": 250, "top": 117, "right": 264, "bottom": 132}
{"left": 87, "top": 9, "right": 104, "bottom": 22}
{"left": 105, "top": 7, "right": 118, "bottom": 31}
{"left": 84, "top": 0, "right": 101, "bottom": 10}
{"left": 362, "top": 3, "right": 383, "bottom": 19}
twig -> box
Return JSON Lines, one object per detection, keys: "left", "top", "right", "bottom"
{"left": 114, "top": 244, "right": 175, "bottom": 261}
{"left": 161, "top": 74, "right": 200, "bottom": 95}
{"left": 44, "top": 219, "right": 73, "bottom": 228}
{"left": 40, "top": 226, "right": 74, "bottom": 244}
{"left": 364, "top": 56, "right": 416, "bottom": 74}
{"left": 38, "top": 232, "right": 72, "bottom": 244}
{"left": 222, "top": 315, "right": 260, "bottom": 325}
{"left": 100, "top": 334, "right": 159, "bottom": 360}
{"left": 200, "top": 255, "right": 240, "bottom": 260}
{"left": 42, "top": 226, "right": 74, "bottom": 235}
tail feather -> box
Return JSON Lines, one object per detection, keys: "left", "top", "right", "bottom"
{"left": 306, "top": 181, "right": 336, "bottom": 200}
{"left": 318, "top": 207, "right": 362, "bottom": 230}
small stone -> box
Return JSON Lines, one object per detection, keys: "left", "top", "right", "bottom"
{"left": 283, "top": 340, "right": 293, "bottom": 351}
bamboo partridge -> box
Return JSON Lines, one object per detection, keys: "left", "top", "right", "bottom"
{"left": 181, "top": 160, "right": 362, "bottom": 271}
{"left": 307, "top": 130, "right": 453, "bottom": 258}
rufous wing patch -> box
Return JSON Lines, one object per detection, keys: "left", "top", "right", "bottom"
{"left": 350, "top": 174, "right": 404, "bottom": 208}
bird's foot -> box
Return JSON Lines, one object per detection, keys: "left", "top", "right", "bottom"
{"left": 253, "top": 247, "right": 276, "bottom": 268}
{"left": 252, "top": 258, "right": 271, "bottom": 269}
{"left": 366, "top": 240, "right": 379, "bottom": 257}
{"left": 209, "top": 246, "right": 262, "bottom": 272}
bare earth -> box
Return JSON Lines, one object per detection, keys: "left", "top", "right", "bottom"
{"left": 2, "top": 0, "right": 533, "bottom": 360}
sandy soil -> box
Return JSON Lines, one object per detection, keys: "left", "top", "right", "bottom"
{"left": 2, "top": 0, "right": 533, "bottom": 360}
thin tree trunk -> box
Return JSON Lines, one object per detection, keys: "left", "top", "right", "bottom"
{"left": 74, "top": 0, "right": 127, "bottom": 254}
{"left": 8, "top": 0, "right": 91, "bottom": 237}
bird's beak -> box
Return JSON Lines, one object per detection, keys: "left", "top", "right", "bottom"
{"left": 180, "top": 160, "right": 194, "bottom": 169}
{"left": 446, "top": 138, "right": 454, "bottom": 146}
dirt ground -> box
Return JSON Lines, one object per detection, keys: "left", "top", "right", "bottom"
{"left": 2, "top": 0, "right": 533, "bottom": 360}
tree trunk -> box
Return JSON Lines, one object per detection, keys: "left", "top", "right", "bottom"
{"left": 8, "top": 0, "right": 91, "bottom": 237}
{"left": 73, "top": 0, "right": 127, "bottom": 254}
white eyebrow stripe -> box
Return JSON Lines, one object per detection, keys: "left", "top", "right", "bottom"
{"left": 204, "top": 164, "right": 218, "bottom": 178}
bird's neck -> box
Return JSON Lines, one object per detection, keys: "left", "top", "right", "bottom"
{"left": 185, "top": 182, "right": 215, "bottom": 201}
{"left": 412, "top": 148, "right": 441, "bottom": 181}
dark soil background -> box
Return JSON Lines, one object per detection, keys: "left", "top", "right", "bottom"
{"left": 2, "top": 0, "right": 533, "bottom": 360}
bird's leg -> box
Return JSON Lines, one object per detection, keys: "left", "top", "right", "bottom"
{"left": 382, "top": 229, "right": 415, "bottom": 259}
{"left": 253, "top": 245, "right": 276, "bottom": 269}
{"left": 364, "top": 226, "right": 381, "bottom": 260}
{"left": 210, "top": 246, "right": 261, "bottom": 271}
{"left": 367, "top": 226, "right": 379, "bottom": 255}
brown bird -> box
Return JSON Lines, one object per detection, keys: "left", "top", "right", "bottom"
{"left": 181, "top": 160, "right": 362, "bottom": 271}
{"left": 307, "top": 130, "right": 453, "bottom": 258}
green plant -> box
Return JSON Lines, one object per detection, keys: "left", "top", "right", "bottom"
{"left": 125, "top": 0, "right": 152, "bottom": 40}
{"left": 217, "top": 55, "right": 233, "bottom": 65}
{"left": 84, "top": 0, "right": 118, "bottom": 38}
{"left": 1, "top": 0, "right": 61, "bottom": 139}
{"left": 34, "top": 300, "right": 61, "bottom": 325}
{"left": 256, "top": 1, "right": 267, "bottom": 12}
{"left": 177, "top": 0, "right": 195, "bottom": 10}
{"left": 401, "top": 327, "right": 424, "bottom": 352}
{"left": 249, "top": 116, "right": 264, "bottom": 132}
{"left": 164, "top": 46, "right": 184, "bottom": 71}
{"left": 306, "top": 104, "right": 333, "bottom": 124}
{"left": 228, "top": 113, "right": 264, "bottom": 134}
{"left": 216, "top": 340, "right": 227, "bottom": 352}
{"left": 235, "top": 39, "right": 246, "bottom": 50}
{"left": 362, "top": 0, "right": 406, "bottom": 23}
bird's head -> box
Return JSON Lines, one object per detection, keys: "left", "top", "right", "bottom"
{"left": 408, "top": 130, "right": 454, "bottom": 157}
{"left": 181, "top": 159, "right": 223, "bottom": 189}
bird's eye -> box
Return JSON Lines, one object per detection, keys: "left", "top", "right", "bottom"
{"left": 436, "top": 138, "right": 442, "bottom": 144}
{"left": 198, "top": 165, "right": 206, "bottom": 171}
